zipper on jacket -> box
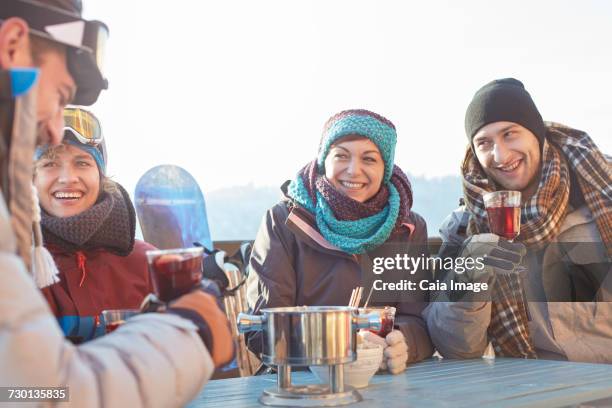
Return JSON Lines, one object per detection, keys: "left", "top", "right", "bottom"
{"left": 75, "top": 251, "right": 87, "bottom": 287}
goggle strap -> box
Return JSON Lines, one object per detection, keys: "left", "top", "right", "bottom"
{"left": 64, "top": 127, "right": 102, "bottom": 146}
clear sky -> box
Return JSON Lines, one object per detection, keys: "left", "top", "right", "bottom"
{"left": 83, "top": 0, "right": 612, "bottom": 194}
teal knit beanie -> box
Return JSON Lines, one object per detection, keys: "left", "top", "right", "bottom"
{"left": 34, "top": 132, "right": 107, "bottom": 175}
{"left": 317, "top": 109, "right": 397, "bottom": 183}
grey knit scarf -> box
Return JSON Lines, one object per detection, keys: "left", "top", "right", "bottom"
{"left": 41, "top": 181, "right": 136, "bottom": 256}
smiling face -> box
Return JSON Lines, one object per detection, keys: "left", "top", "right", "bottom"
{"left": 472, "top": 121, "right": 541, "bottom": 201}
{"left": 34, "top": 143, "right": 101, "bottom": 217}
{"left": 323, "top": 136, "right": 385, "bottom": 203}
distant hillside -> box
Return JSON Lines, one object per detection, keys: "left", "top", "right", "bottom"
{"left": 205, "top": 184, "right": 282, "bottom": 241}
{"left": 409, "top": 175, "right": 464, "bottom": 236}
{"left": 205, "top": 175, "right": 463, "bottom": 241}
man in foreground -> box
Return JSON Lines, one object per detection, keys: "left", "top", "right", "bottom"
{"left": 1, "top": 0, "right": 233, "bottom": 405}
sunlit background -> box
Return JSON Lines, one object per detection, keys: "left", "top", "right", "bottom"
{"left": 83, "top": 0, "right": 612, "bottom": 241}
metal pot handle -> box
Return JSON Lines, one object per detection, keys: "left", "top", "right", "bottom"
{"left": 237, "top": 312, "right": 265, "bottom": 333}
{"left": 353, "top": 312, "right": 381, "bottom": 332}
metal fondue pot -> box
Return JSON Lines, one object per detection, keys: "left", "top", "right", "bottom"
{"left": 238, "top": 306, "right": 381, "bottom": 407}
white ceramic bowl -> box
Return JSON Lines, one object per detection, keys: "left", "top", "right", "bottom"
{"left": 310, "top": 345, "right": 383, "bottom": 389}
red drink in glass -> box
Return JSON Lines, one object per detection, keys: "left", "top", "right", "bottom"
{"left": 374, "top": 315, "right": 395, "bottom": 338}
{"left": 147, "top": 247, "right": 203, "bottom": 302}
{"left": 483, "top": 191, "right": 521, "bottom": 241}
{"left": 105, "top": 320, "right": 125, "bottom": 334}
{"left": 361, "top": 306, "right": 396, "bottom": 338}
{"left": 486, "top": 206, "right": 520, "bottom": 240}
{"left": 102, "top": 309, "right": 139, "bottom": 334}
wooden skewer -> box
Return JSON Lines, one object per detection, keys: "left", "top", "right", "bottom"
{"left": 363, "top": 285, "right": 375, "bottom": 308}
{"left": 349, "top": 288, "right": 357, "bottom": 307}
{"left": 355, "top": 286, "right": 364, "bottom": 308}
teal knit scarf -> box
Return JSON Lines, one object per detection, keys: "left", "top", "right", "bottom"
{"left": 287, "top": 162, "right": 412, "bottom": 254}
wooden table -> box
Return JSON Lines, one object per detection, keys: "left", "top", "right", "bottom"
{"left": 188, "top": 358, "right": 612, "bottom": 408}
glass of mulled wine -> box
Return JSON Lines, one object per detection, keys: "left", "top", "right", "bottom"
{"left": 146, "top": 247, "right": 204, "bottom": 303}
{"left": 483, "top": 190, "right": 522, "bottom": 241}
{"left": 360, "top": 306, "right": 396, "bottom": 338}
{"left": 102, "top": 309, "right": 140, "bottom": 334}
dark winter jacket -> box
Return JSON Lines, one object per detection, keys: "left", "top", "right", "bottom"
{"left": 40, "top": 182, "right": 155, "bottom": 342}
{"left": 42, "top": 240, "right": 155, "bottom": 342}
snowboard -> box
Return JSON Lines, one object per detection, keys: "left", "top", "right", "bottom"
{"left": 134, "top": 164, "right": 213, "bottom": 250}
{"left": 135, "top": 165, "right": 257, "bottom": 378}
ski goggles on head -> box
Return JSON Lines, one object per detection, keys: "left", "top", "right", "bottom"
{"left": 1, "top": 0, "right": 109, "bottom": 105}
{"left": 63, "top": 106, "right": 103, "bottom": 146}
{"left": 35, "top": 107, "right": 106, "bottom": 173}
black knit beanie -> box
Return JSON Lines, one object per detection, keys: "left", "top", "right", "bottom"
{"left": 465, "top": 78, "right": 546, "bottom": 146}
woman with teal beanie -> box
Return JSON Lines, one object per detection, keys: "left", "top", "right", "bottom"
{"left": 246, "top": 109, "right": 433, "bottom": 374}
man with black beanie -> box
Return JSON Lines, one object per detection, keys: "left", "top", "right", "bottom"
{"left": 1, "top": 1, "right": 233, "bottom": 405}
{"left": 425, "top": 78, "right": 612, "bottom": 363}
{"left": 466, "top": 78, "right": 546, "bottom": 147}
{"left": 463, "top": 78, "right": 547, "bottom": 203}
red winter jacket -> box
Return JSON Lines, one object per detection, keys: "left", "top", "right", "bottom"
{"left": 42, "top": 240, "right": 155, "bottom": 342}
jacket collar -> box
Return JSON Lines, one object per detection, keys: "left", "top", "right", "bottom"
{"left": 558, "top": 205, "right": 595, "bottom": 237}
{"left": 286, "top": 205, "right": 342, "bottom": 253}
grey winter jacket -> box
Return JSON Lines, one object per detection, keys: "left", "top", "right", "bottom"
{"left": 246, "top": 200, "right": 434, "bottom": 364}
{"left": 424, "top": 205, "right": 612, "bottom": 363}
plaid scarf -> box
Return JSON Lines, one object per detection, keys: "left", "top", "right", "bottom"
{"left": 462, "top": 123, "right": 612, "bottom": 358}
{"left": 287, "top": 160, "right": 413, "bottom": 254}
{"left": 487, "top": 272, "right": 537, "bottom": 358}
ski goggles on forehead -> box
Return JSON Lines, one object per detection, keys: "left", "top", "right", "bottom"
{"left": 1, "top": 0, "right": 109, "bottom": 105}
{"left": 64, "top": 107, "right": 103, "bottom": 146}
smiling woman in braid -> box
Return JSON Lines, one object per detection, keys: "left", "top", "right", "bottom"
{"left": 33, "top": 107, "right": 155, "bottom": 343}
{"left": 246, "top": 109, "right": 434, "bottom": 374}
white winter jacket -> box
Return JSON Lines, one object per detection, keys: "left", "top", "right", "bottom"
{"left": 0, "top": 190, "right": 214, "bottom": 407}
